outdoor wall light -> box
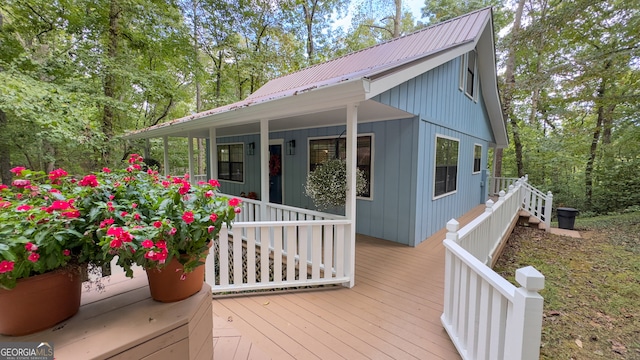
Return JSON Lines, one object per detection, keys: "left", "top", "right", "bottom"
{"left": 247, "top": 142, "right": 255, "bottom": 155}
{"left": 286, "top": 140, "right": 296, "bottom": 155}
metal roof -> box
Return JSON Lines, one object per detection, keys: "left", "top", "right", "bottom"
{"left": 247, "top": 7, "right": 490, "bottom": 101}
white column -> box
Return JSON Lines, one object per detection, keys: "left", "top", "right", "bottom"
{"left": 163, "top": 136, "right": 170, "bottom": 177}
{"left": 260, "top": 119, "right": 269, "bottom": 220}
{"left": 188, "top": 134, "right": 195, "bottom": 182}
{"left": 344, "top": 103, "right": 358, "bottom": 288}
{"left": 209, "top": 127, "right": 217, "bottom": 181}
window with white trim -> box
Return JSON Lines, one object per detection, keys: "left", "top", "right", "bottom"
{"left": 309, "top": 135, "right": 372, "bottom": 198}
{"left": 434, "top": 136, "right": 459, "bottom": 197}
{"left": 459, "top": 50, "right": 478, "bottom": 100}
{"left": 217, "top": 143, "right": 244, "bottom": 182}
{"left": 473, "top": 144, "right": 482, "bottom": 173}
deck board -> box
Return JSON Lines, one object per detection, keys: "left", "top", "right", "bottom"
{"left": 212, "top": 204, "right": 486, "bottom": 359}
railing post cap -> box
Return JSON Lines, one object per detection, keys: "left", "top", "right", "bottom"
{"left": 516, "top": 266, "right": 545, "bottom": 291}
{"left": 499, "top": 190, "right": 506, "bottom": 198}
{"left": 446, "top": 219, "right": 459, "bottom": 232}
{"left": 547, "top": 191, "right": 553, "bottom": 197}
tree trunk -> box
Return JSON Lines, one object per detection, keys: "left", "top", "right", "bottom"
{"left": 0, "top": 109, "right": 11, "bottom": 185}
{"left": 303, "top": 1, "right": 317, "bottom": 62}
{"left": 102, "top": 0, "right": 120, "bottom": 162}
{"left": 192, "top": 0, "right": 201, "bottom": 113}
{"left": 393, "top": 0, "right": 401, "bottom": 38}
{"left": 501, "top": 0, "right": 526, "bottom": 178}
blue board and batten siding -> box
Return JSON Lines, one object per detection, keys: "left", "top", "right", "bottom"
{"left": 208, "top": 56, "right": 496, "bottom": 246}
{"left": 373, "top": 56, "right": 495, "bottom": 245}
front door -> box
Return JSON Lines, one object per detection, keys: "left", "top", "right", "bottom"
{"left": 269, "top": 144, "right": 283, "bottom": 204}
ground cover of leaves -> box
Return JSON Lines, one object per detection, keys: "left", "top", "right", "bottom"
{"left": 493, "top": 212, "right": 640, "bottom": 359}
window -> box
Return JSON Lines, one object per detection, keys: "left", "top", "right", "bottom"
{"left": 459, "top": 51, "right": 477, "bottom": 100}
{"left": 309, "top": 135, "right": 372, "bottom": 198}
{"left": 434, "top": 136, "right": 459, "bottom": 197}
{"left": 217, "top": 144, "right": 244, "bottom": 182}
{"left": 473, "top": 144, "right": 482, "bottom": 173}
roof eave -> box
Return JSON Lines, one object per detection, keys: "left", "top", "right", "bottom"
{"left": 123, "top": 79, "right": 368, "bottom": 140}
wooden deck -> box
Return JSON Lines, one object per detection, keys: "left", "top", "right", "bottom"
{"left": 212, "top": 204, "right": 486, "bottom": 359}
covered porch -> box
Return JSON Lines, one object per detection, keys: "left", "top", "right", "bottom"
{"left": 210, "top": 204, "right": 487, "bottom": 359}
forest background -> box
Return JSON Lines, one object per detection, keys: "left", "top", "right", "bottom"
{"left": 0, "top": 0, "right": 638, "bottom": 215}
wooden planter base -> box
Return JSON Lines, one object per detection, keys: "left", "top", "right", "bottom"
{"left": 0, "top": 271, "right": 213, "bottom": 360}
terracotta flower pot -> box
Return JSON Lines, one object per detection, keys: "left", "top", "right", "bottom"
{"left": 0, "top": 267, "right": 82, "bottom": 336}
{"left": 145, "top": 257, "right": 206, "bottom": 303}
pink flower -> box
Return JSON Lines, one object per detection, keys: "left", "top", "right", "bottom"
{"left": 209, "top": 213, "right": 218, "bottom": 222}
{"left": 12, "top": 179, "right": 31, "bottom": 188}
{"left": 153, "top": 221, "right": 162, "bottom": 228}
{"left": 208, "top": 179, "right": 220, "bottom": 187}
{"left": 63, "top": 249, "right": 71, "bottom": 256}
{"left": 207, "top": 226, "right": 215, "bottom": 233}
{"left": 180, "top": 273, "right": 187, "bottom": 281}
{"left": 128, "top": 154, "right": 143, "bottom": 164}
{"left": 0, "top": 260, "right": 15, "bottom": 273}
{"left": 134, "top": 213, "right": 141, "bottom": 221}
{"left": 144, "top": 250, "right": 156, "bottom": 259}
{"left": 141, "top": 239, "right": 154, "bottom": 248}
{"left": 182, "top": 211, "right": 194, "bottom": 224}
{"left": 0, "top": 201, "right": 10, "bottom": 208}
{"left": 100, "top": 218, "right": 115, "bottom": 228}
{"left": 234, "top": 207, "right": 242, "bottom": 214}
{"left": 168, "top": 227, "right": 177, "bottom": 235}
{"left": 155, "top": 240, "right": 167, "bottom": 249}
{"left": 46, "top": 200, "right": 71, "bottom": 213}
{"left": 16, "top": 204, "right": 32, "bottom": 211}
{"left": 25, "top": 242, "right": 38, "bottom": 252}
{"left": 79, "top": 174, "right": 99, "bottom": 187}
{"left": 162, "top": 181, "right": 170, "bottom": 188}
{"left": 0, "top": 184, "right": 8, "bottom": 191}
{"left": 120, "top": 211, "right": 128, "bottom": 217}
{"left": 49, "top": 188, "right": 61, "bottom": 194}
{"left": 10, "top": 167, "right": 26, "bottom": 176}
{"left": 179, "top": 182, "right": 190, "bottom": 195}
{"left": 110, "top": 239, "right": 123, "bottom": 248}
{"left": 205, "top": 190, "right": 214, "bottom": 198}
{"left": 109, "top": 195, "right": 115, "bottom": 200}
{"left": 61, "top": 209, "right": 80, "bottom": 218}
{"left": 228, "top": 198, "right": 241, "bottom": 207}
{"left": 48, "top": 168, "right": 68, "bottom": 182}
{"left": 197, "top": 181, "right": 206, "bottom": 185}
{"left": 102, "top": 167, "right": 111, "bottom": 173}
{"left": 107, "top": 201, "right": 115, "bottom": 212}
{"left": 28, "top": 252, "right": 40, "bottom": 263}
{"left": 132, "top": 203, "right": 138, "bottom": 209}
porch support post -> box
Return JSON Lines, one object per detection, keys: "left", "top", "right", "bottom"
{"left": 209, "top": 127, "right": 217, "bottom": 181}
{"left": 344, "top": 102, "right": 358, "bottom": 288}
{"left": 260, "top": 119, "right": 269, "bottom": 220}
{"left": 187, "top": 133, "right": 195, "bottom": 183}
{"left": 163, "top": 136, "right": 170, "bottom": 177}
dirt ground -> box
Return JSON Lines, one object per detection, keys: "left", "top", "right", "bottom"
{"left": 493, "top": 214, "right": 640, "bottom": 360}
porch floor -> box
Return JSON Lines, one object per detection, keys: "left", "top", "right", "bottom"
{"left": 212, "top": 204, "right": 486, "bottom": 359}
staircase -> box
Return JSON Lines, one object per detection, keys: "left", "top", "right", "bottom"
{"left": 517, "top": 210, "right": 547, "bottom": 231}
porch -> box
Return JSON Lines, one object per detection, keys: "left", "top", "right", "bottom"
{"left": 210, "top": 204, "right": 488, "bottom": 359}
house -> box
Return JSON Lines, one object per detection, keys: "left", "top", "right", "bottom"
{"left": 124, "top": 7, "right": 506, "bottom": 248}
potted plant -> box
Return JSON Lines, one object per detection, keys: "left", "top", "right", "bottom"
{"left": 82, "top": 154, "right": 240, "bottom": 302}
{"left": 0, "top": 167, "right": 100, "bottom": 336}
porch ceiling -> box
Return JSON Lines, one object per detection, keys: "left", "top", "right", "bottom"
{"left": 162, "top": 100, "right": 413, "bottom": 139}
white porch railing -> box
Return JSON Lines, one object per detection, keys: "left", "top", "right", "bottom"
{"left": 205, "top": 195, "right": 352, "bottom": 293}
{"left": 442, "top": 178, "right": 547, "bottom": 360}
{"left": 488, "top": 176, "right": 519, "bottom": 196}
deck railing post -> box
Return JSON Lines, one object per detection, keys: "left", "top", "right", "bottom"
{"left": 544, "top": 191, "right": 553, "bottom": 231}
{"left": 505, "top": 266, "right": 545, "bottom": 360}
{"left": 446, "top": 219, "right": 459, "bottom": 243}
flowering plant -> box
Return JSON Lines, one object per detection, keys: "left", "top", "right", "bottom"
{"left": 305, "top": 158, "right": 367, "bottom": 210}
{"left": 0, "top": 167, "right": 99, "bottom": 290}
{"left": 81, "top": 154, "right": 240, "bottom": 278}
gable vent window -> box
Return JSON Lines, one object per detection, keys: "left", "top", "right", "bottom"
{"left": 459, "top": 50, "right": 478, "bottom": 101}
